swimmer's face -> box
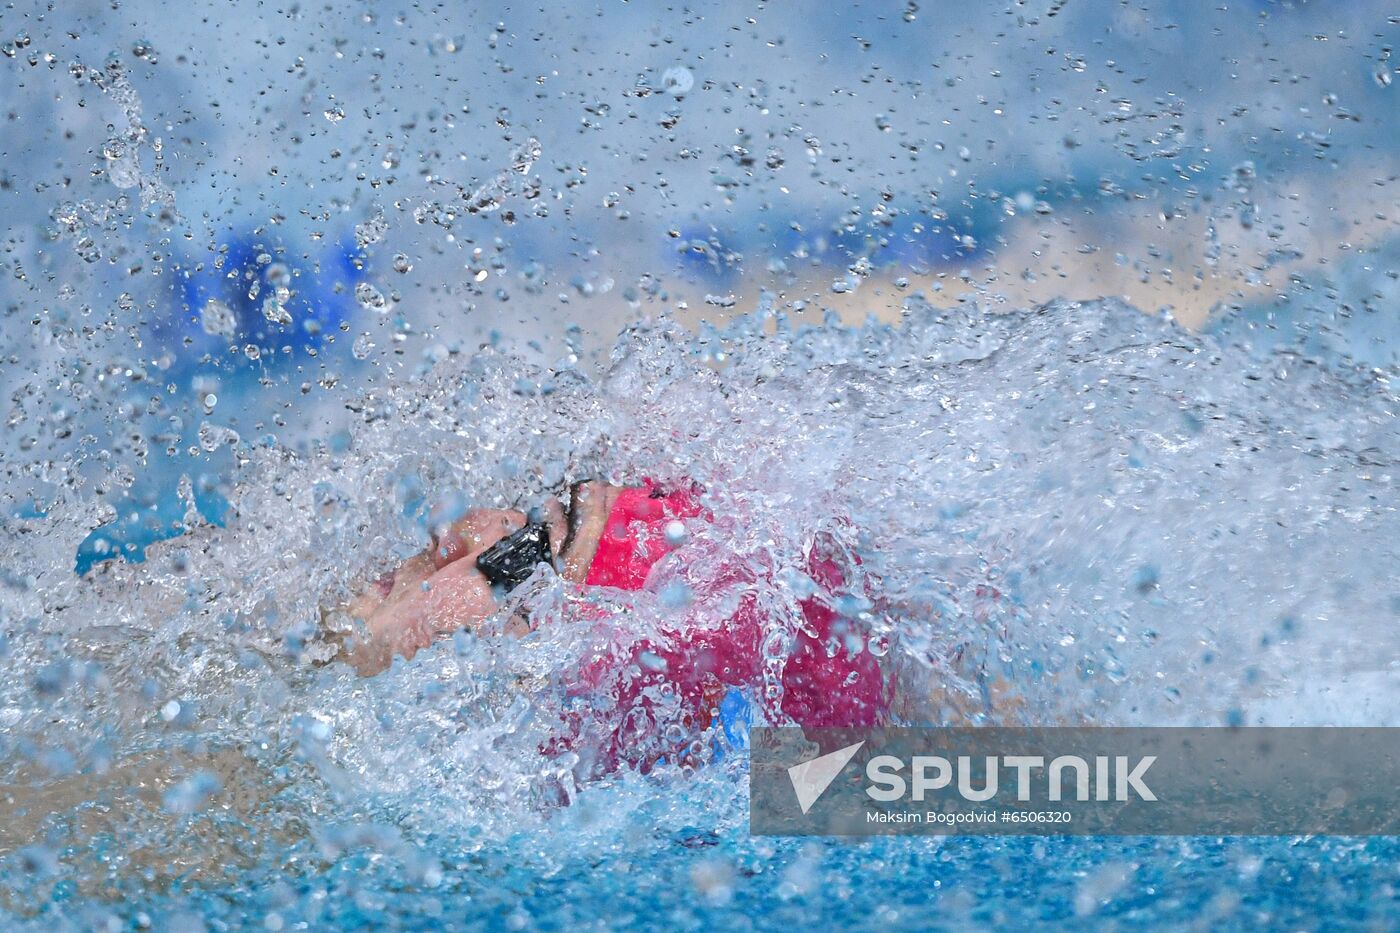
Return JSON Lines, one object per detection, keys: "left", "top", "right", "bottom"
{"left": 430, "top": 508, "right": 535, "bottom": 570}
{"left": 340, "top": 498, "right": 583, "bottom": 674}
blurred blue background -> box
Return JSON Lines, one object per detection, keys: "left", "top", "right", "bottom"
{"left": 3, "top": 0, "right": 1394, "bottom": 568}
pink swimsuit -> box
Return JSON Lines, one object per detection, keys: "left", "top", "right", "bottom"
{"left": 563, "top": 483, "right": 886, "bottom": 771}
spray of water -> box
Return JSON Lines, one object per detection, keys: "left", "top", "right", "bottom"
{"left": 0, "top": 298, "right": 1395, "bottom": 900}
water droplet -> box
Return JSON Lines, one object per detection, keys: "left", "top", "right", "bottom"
{"left": 352, "top": 333, "right": 374, "bottom": 360}
{"left": 198, "top": 422, "right": 239, "bottom": 451}
{"left": 265, "top": 262, "right": 291, "bottom": 287}
{"left": 355, "top": 208, "right": 388, "bottom": 249}
{"left": 200, "top": 298, "right": 235, "bottom": 337}
{"left": 355, "top": 282, "right": 388, "bottom": 313}
{"left": 262, "top": 297, "right": 292, "bottom": 326}
{"left": 664, "top": 520, "right": 687, "bottom": 546}
{"left": 662, "top": 66, "right": 694, "bottom": 97}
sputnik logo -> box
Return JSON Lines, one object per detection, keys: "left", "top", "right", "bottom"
{"left": 787, "top": 741, "right": 866, "bottom": 814}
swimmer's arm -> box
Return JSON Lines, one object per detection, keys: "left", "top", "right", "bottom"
{"left": 329, "top": 483, "right": 619, "bottom": 675}
{"left": 558, "top": 481, "right": 621, "bottom": 583}
{"left": 333, "top": 506, "right": 558, "bottom": 675}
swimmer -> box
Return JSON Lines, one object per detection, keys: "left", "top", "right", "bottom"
{"left": 333, "top": 481, "right": 617, "bottom": 676}
{"left": 328, "top": 479, "right": 888, "bottom": 772}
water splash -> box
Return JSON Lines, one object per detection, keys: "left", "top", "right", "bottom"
{"left": 0, "top": 299, "right": 1395, "bottom": 909}
{"left": 49, "top": 56, "right": 178, "bottom": 265}
{"left": 413, "top": 137, "right": 543, "bottom": 231}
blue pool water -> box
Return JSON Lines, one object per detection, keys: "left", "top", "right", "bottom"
{"left": 3, "top": 0, "right": 1399, "bottom": 928}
